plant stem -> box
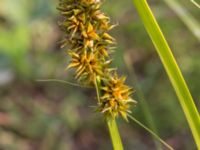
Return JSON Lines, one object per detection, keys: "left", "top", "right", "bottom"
{"left": 107, "top": 119, "right": 124, "bottom": 150}
{"left": 191, "top": 0, "right": 200, "bottom": 9}
{"left": 94, "top": 77, "right": 124, "bottom": 150}
{"left": 132, "top": 0, "right": 200, "bottom": 149}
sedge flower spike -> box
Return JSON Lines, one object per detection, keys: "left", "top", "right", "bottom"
{"left": 99, "top": 74, "right": 137, "bottom": 121}
{"left": 58, "top": 0, "right": 136, "bottom": 120}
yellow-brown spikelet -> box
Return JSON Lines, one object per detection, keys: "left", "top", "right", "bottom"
{"left": 58, "top": 0, "right": 115, "bottom": 83}
{"left": 99, "top": 74, "right": 137, "bottom": 120}
{"left": 58, "top": 0, "right": 115, "bottom": 48}
{"left": 58, "top": 0, "right": 136, "bottom": 120}
{"left": 67, "top": 50, "right": 112, "bottom": 83}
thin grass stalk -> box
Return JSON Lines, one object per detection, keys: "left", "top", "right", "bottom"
{"left": 95, "top": 78, "right": 124, "bottom": 150}
{"left": 164, "top": 0, "right": 200, "bottom": 41}
{"left": 132, "top": 0, "right": 200, "bottom": 149}
{"left": 124, "top": 55, "right": 162, "bottom": 150}
{"left": 191, "top": 0, "right": 200, "bottom": 8}
{"left": 128, "top": 115, "right": 174, "bottom": 150}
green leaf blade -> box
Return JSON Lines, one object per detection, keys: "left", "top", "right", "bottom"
{"left": 132, "top": 0, "right": 200, "bottom": 149}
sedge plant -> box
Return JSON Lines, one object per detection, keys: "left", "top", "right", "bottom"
{"left": 56, "top": 0, "right": 175, "bottom": 149}
{"left": 132, "top": 0, "right": 200, "bottom": 149}
{"left": 57, "top": 0, "right": 136, "bottom": 149}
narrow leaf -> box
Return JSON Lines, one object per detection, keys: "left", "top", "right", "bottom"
{"left": 128, "top": 114, "right": 174, "bottom": 150}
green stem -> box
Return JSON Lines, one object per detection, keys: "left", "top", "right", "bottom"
{"left": 94, "top": 77, "right": 124, "bottom": 150}
{"left": 191, "top": 0, "right": 200, "bottom": 8}
{"left": 132, "top": 0, "right": 200, "bottom": 149}
{"left": 107, "top": 119, "right": 124, "bottom": 150}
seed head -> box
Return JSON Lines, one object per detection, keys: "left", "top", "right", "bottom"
{"left": 58, "top": 0, "right": 136, "bottom": 120}
{"left": 58, "top": 0, "right": 115, "bottom": 84}
{"left": 99, "top": 74, "right": 136, "bottom": 120}
{"left": 67, "top": 50, "right": 111, "bottom": 83}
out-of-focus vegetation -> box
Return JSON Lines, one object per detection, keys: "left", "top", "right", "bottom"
{"left": 0, "top": 0, "right": 199, "bottom": 149}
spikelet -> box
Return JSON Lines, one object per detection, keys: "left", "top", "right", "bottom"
{"left": 99, "top": 74, "right": 137, "bottom": 121}
{"left": 58, "top": 0, "right": 136, "bottom": 120}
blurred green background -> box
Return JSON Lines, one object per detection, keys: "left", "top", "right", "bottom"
{"left": 0, "top": 0, "right": 199, "bottom": 149}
